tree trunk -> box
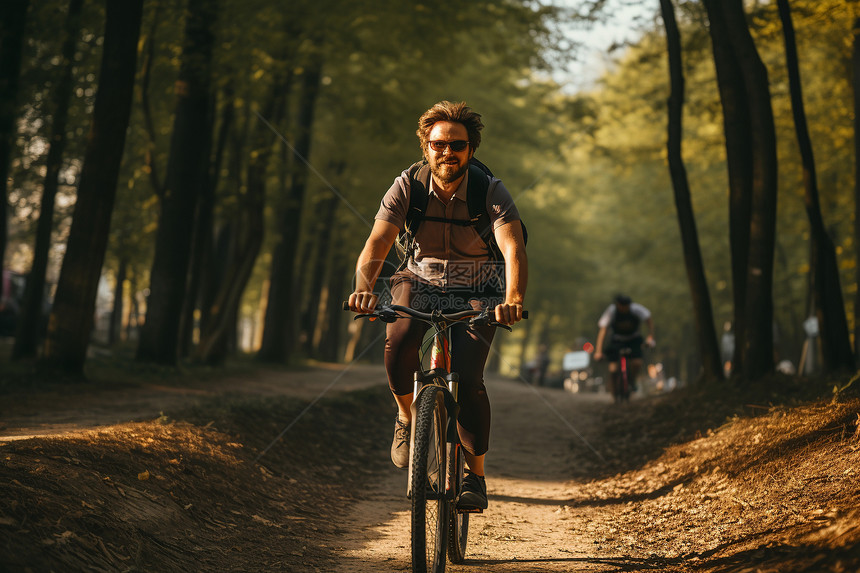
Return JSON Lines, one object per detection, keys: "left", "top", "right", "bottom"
{"left": 0, "top": 0, "right": 29, "bottom": 270}
{"left": 137, "top": 0, "right": 218, "bottom": 365}
{"left": 723, "top": 0, "right": 778, "bottom": 380}
{"left": 292, "top": 232, "right": 316, "bottom": 355}
{"left": 777, "top": 0, "right": 853, "bottom": 372}
{"left": 13, "top": 0, "right": 83, "bottom": 360}
{"left": 852, "top": 16, "right": 860, "bottom": 366}
{"left": 193, "top": 80, "right": 287, "bottom": 364}
{"left": 343, "top": 318, "right": 364, "bottom": 363}
{"left": 258, "top": 53, "right": 324, "bottom": 363}
{"left": 660, "top": 0, "right": 723, "bottom": 381}
{"left": 702, "top": 0, "right": 753, "bottom": 378}
{"left": 178, "top": 91, "right": 218, "bottom": 358}
{"left": 140, "top": 0, "right": 163, "bottom": 195}
{"left": 109, "top": 257, "right": 127, "bottom": 345}
{"left": 318, "top": 247, "right": 348, "bottom": 362}
{"left": 40, "top": 0, "right": 143, "bottom": 375}
{"left": 195, "top": 84, "right": 233, "bottom": 328}
{"left": 704, "top": 0, "right": 778, "bottom": 381}
{"left": 305, "top": 196, "right": 339, "bottom": 358}
{"left": 127, "top": 268, "right": 140, "bottom": 341}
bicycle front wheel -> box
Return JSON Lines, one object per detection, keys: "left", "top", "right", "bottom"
{"left": 411, "top": 386, "right": 449, "bottom": 573}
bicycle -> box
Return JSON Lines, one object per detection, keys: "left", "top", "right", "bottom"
{"left": 607, "top": 338, "right": 655, "bottom": 403}
{"left": 344, "top": 302, "right": 526, "bottom": 573}
{"left": 615, "top": 346, "right": 633, "bottom": 403}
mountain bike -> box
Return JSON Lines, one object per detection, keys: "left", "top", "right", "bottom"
{"left": 345, "top": 302, "right": 526, "bottom": 573}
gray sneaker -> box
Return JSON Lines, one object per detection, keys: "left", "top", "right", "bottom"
{"left": 391, "top": 417, "right": 410, "bottom": 469}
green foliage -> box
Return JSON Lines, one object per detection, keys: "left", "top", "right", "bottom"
{"left": 6, "top": 0, "right": 859, "bottom": 378}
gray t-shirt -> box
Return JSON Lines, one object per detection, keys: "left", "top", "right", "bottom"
{"left": 598, "top": 303, "right": 651, "bottom": 341}
{"left": 375, "top": 168, "right": 520, "bottom": 288}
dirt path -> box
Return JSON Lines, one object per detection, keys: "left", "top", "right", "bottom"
{"left": 0, "top": 362, "right": 387, "bottom": 440}
{"left": 332, "top": 374, "right": 615, "bottom": 572}
{"left": 4, "top": 362, "right": 859, "bottom": 572}
{"left": 2, "top": 363, "right": 620, "bottom": 571}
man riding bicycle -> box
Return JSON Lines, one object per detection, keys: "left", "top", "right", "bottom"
{"left": 593, "top": 294, "right": 655, "bottom": 399}
{"left": 347, "top": 101, "right": 527, "bottom": 510}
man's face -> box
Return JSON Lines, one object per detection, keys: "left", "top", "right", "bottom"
{"left": 616, "top": 303, "right": 631, "bottom": 314}
{"left": 424, "top": 121, "right": 473, "bottom": 185}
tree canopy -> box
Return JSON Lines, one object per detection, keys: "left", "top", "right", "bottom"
{"left": 2, "top": 0, "right": 858, "bottom": 382}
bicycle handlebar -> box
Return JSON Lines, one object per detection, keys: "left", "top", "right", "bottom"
{"left": 341, "top": 301, "right": 527, "bottom": 329}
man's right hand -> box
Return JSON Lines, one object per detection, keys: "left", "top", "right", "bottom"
{"left": 348, "top": 291, "right": 379, "bottom": 313}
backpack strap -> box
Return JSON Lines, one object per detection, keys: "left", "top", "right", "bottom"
{"left": 397, "top": 158, "right": 497, "bottom": 272}
{"left": 395, "top": 161, "right": 430, "bottom": 272}
{"left": 466, "top": 157, "right": 528, "bottom": 251}
{"left": 404, "top": 161, "right": 431, "bottom": 238}
{"left": 465, "top": 162, "right": 493, "bottom": 246}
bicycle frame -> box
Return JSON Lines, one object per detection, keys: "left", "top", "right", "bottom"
{"left": 409, "top": 314, "right": 463, "bottom": 502}
{"left": 619, "top": 352, "right": 629, "bottom": 394}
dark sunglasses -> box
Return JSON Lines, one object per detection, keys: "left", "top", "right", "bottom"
{"left": 428, "top": 140, "right": 469, "bottom": 152}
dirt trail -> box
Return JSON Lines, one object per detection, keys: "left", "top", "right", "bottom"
{"left": 333, "top": 375, "right": 613, "bottom": 572}
{"left": 0, "top": 362, "right": 386, "bottom": 440}
{"left": 3, "top": 362, "right": 859, "bottom": 572}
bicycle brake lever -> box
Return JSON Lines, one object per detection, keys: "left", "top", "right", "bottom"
{"left": 471, "top": 314, "right": 513, "bottom": 331}
{"left": 377, "top": 309, "right": 399, "bottom": 323}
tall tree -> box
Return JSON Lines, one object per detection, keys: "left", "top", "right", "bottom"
{"left": 257, "top": 47, "right": 323, "bottom": 363}
{"left": 0, "top": 0, "right": 29, "bottom": 271}
{"left": 136, "top": 0, "right": 218, "bottom": 365}
{"left": 659, "top": 0, "right": 723, "bottom": 381}
{"left": 40, "top": 0, "right": 144, "bottom": 375}
{"left": 853, "top": 14, "right": 860, "bottom": 366}
{"left": 701, "top": 0, "right": 754, "bottom": 377}
{"left": 193, "top": 79, "right": 287, "bottom": 364}
{"left": 703, "top": 0, "right": 778, "bottom": 380}
{"left": 13, "top": 0, "right": 84, "bottom": 360}
{"left": 777, "top": 0, "right": 853, "bottom": 372}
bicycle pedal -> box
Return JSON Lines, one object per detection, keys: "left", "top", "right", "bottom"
{"left": 456, "top": 507, "right": 483, "bottom": 514}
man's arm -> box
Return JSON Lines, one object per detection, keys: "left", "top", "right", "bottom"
{"left": 644, "top": 316, "right": 655, "bottom": 346}
{"left": 493, "top": 221, "right": 527, "bottom": 325}
{"left": 594, "top": 326, "right": 608, "bottom": 361}
{"left": 348, "top": 219, "right": 400, "bottom": 313}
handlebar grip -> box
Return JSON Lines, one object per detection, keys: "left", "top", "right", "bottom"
{"left": 522, "top": 310, "right": 529, "bottom": 320}
{"left": 342, "top": 301, "right": 350, "bottom": 311}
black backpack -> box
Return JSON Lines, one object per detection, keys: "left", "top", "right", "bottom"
{"left": 395, "top": 157, "right": 527, "bottom": 273}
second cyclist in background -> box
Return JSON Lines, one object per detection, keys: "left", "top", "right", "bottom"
{"left": 593, "top": 294, "right": 655, "bottom": 399}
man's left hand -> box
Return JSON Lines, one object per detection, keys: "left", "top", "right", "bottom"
{"left": 495, "top": 303, "right": 524, "bottom": 325}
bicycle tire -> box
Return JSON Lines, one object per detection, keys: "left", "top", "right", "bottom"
{"left": 447, "top": 443, "right": 469, "bottom": 563}
{"left": 411, "top": 386, "right": 449, "bottom": 573}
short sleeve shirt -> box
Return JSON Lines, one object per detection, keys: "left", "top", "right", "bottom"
{"left": 598, "top": 303, "right": 651, "bottom": 340}
{"left": 375, "top": 168, "right": 520, "bottom": 289}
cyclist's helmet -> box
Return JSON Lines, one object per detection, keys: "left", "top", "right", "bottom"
{"left": 614, "top": 294, "right": 632, "bottom": 305}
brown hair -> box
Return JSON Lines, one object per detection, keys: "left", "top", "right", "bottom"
{"left": 416, "top": 101, "right": 483, "bottom": 152}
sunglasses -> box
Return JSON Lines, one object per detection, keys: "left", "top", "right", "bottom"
{"left": 428, "top": 140, "right": 469, "bottom": 152}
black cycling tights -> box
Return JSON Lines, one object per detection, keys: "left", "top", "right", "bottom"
{"left": 384, "top": 272, "right": 497, "bottom": 456}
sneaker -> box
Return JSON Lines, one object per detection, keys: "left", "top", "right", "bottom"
{"left": 391, "top": 417, "right": 410, "bottom": 469}
{"left": 457, "top": 472, "right": 488, "bottom": 510}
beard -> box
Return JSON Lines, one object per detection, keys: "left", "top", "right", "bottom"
{"left": 429, "top": 157, "right": 469, "bottom": 184}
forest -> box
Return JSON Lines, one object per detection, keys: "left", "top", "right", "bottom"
{"left": 1, "top": 0, "right": 859, "bottom": 384}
